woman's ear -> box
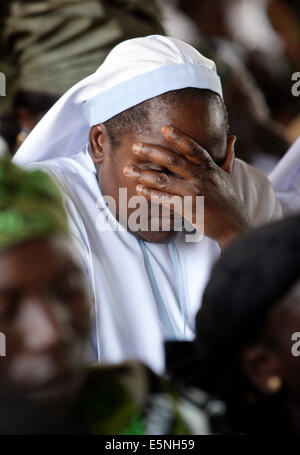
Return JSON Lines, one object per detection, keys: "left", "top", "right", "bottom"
{"left": 241, "top": 344, "right": 282, "bottom": 395}
{"left": 89, "top": 124, "right": 108, "bottom": 164}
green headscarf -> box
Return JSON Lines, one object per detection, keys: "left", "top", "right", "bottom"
{"left": 0, "top": 159, "right": 69, "bottom": 251}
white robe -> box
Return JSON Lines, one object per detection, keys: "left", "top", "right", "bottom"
{"left": 269, "top": 137, "right": 300, "bottom": 214}
{"left": 27, "top": 147, "right": 282, "bottom": 373}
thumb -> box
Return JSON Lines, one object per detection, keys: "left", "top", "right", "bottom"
{"left": 222, "top": 136, "right": 236, "bottom": 174}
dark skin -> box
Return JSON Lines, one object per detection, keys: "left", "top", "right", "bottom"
{"left": 241, "top": 281, "right": 300, "bottom": 434}
{"left": 90, "top": 94, "right": 251, "bottom": 248}
{"left": 0, "top": 236, "right": 90, "bottom": 429}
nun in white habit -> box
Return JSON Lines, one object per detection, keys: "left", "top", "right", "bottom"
{"left": 13, "top": 35, "right": 282, "bottom": 373}
{"left": 269, "top": 136, "right": 300, "bottom": 214}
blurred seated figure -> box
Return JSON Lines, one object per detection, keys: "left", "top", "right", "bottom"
{"left": 0, "top": 91, "right": 59, "bottom": 155}
{"left": 0, "top": 0, "right": 164, "bottom": 152}
{"left": 166, "top": 214, "right": 300, "bottom": 434}
{"left": 267, "top": 0, "right": 300, "bottom": 141}
{"left": 269, "top": 136, "right": 300, "bottom": 213}
{"left": 0, "top": 158, "right": 90, "bottom": 433}
{"left": 0, "top": 159, "right": 225, "bottom": 435}
{"left": 197, "top": 39, "right": 290, "bottom": 175}
{"left": 176, "top": 0, "right": 299, "bottom": 128}
{"left": 157, "top": 0, "right": 290, "bottom": 175}
{"left": 268, "top": 0, "right": 300, "bottom": 73}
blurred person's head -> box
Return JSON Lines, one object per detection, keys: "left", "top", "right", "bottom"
{"left": 14, "top": 90, "right": 59, "bottom": 148}
{"left": 197, "top": 40, "right": 290, "bottom": 166}
{"left": 0, "top": 160, "right": 90, "bottom": 432}
{"left": 0, "top": 91, "right": 58, "bottom": 154}
{"left": 177, "top": 0, "right": 297, "bottom": 124}
{"left": 178, "top": 0, "right": 284, "bottom": 55}
{"left": 177, "top": 0, "right": 235, "bottom": 39}
{"left": 166, "top": 214, "right": 300, "bottom": 434}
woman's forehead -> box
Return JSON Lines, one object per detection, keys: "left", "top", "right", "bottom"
{"left": 146, "top": 93, "right": 227, "bottom": 156}
{"left": 0, "top": 237, "right": 79, "bottom": 287}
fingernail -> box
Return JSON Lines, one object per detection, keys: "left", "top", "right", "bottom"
{"left": 132, "top": 143, "right": 143, "bottom": 154}
{"left": 162, "top": 126, "right": 173, "bottom": 136}
{"left": 123, "top": 165, "right": 140, "bottom": 177}
{"left": 136, "top": 185, "right": 145, "bottom": 193}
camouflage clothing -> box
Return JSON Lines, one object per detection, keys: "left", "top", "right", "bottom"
{"left": 0, "top": 0, "right": 164, "bottom": 110}
{"left": 82, "top": 361, "right": 226, "bottom": 435}
{"left": 0, "top": 158, "right": 69, "bottom": 250}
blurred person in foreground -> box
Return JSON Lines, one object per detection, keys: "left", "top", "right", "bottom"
{"left": 13, "top": 35, "right": 282, "bottom": 374}
{"left": 166, "top": 214, "right": 300, "bottom": 434}
{"left": 0, "top": 159, "right": 224, "bottom": 435}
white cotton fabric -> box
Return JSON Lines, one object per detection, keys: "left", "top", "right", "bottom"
{"left": 13, "top": 35, "right": 282, "bottom": 373}
{"left": 269, "top": 137, "right": 300, "bottom": 214}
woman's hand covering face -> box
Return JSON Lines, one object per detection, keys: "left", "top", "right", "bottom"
{"left": 123, "top": 126, "right": 251, "bottom": 249}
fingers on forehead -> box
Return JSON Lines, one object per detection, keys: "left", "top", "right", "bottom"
{"left": 136, "top": 168, "right": 172, "bottom": 188}
{"left": 135, "top": 169, "right": 190, "bottom": 195}
{"left": 135, "top": 144, "right": 191, "bottom": 178}
{"left": 137, "top": 144, "right": 178, "bottom": 164}
{"left": 164, "top": 128, "right": 211, "bottom": 164}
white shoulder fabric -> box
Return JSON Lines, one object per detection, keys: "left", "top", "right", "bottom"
{"left": 269, "top": 136, "right": 300, "bottom": 213}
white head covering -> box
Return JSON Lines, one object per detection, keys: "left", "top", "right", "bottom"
{"left": 269, "top": 137, "right": 300, "bottom": 213}
{"left": 13, "top": 35, "right": 222, "bottom": 166}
